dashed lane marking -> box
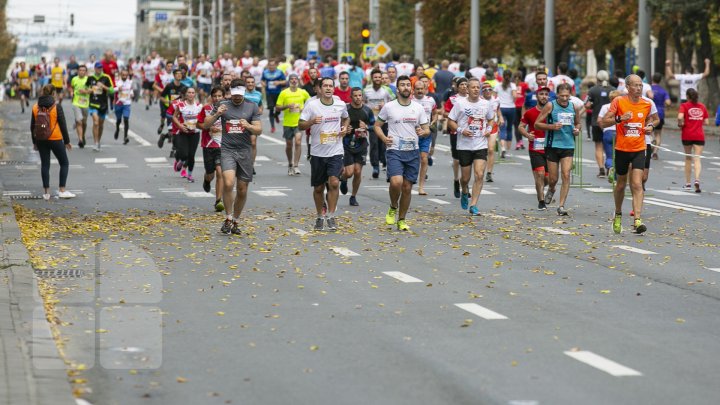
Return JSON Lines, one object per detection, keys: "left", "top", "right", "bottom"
{"left": 331, "top": 247, "right": 360, "bottom": 257}
{"left": 120, "top": 192, "right": 152, "bottom": 199}
{"left": 539, "top": 227, "right": 572, "bottom": 235}
{"left": 259, "top": 134, "right": 286, "bottom": 145}
{"left": 454, "top": 303, "right": 508, "bottom": 320}
{"left": 145, "top": 157, "right": 168, "bottom": 163}
{"left": 255, "top": 155, "right": 271, "bottom": 161}
{"left": 184, "top": 192, "right": 215, "bottom": 198}
{"left": 652, "top": 189, "right": 698, "bottom": 196}
{"left": 705, "top": 267, "right": 720, "bottom": 273}
{"left": 104, "top": 163, "right": 129, "bottom": 169}
{"left": 643, "top": 197, "right": 720, "bottom": 217}
{"left": 383, "top": 271, "right": 423, "bottom": 283}
{"left": 289, "top": 228, "right": 309, "bottom": 237}
{"left": 513, "top": 188, "right": 538, "bottom": 195}
{"left": 612, "top": 245, "right": 657, "bottom": 255}
{"left": 253, "top": 190, "right": 288, "bottom": 197}
{"left": 564, "top": 350, "right": 642, "bottom": 377}
{"left": 94, "top": 158, "right": 117, "bottom": 164}
{"left": 428, "top": 198, "right": 450, "bottom": 205}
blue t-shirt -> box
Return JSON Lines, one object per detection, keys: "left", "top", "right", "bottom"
{"left": 244, "top": 89, "right": 263, "bottom": 107}
{"left": 548, "top": 100, "right": 576, "bottom": 149}
{"left": 320, "top": 66, "right": 336, "bottom": 79}
{"left": 524, "top": 90, "right": 557, "bottom": 108}
{"left": 347, "top": 68, "right": 365, "bottom": 89}
{"left": 181, "top": 77, "right": 195, "bottom": 88}
{"left": 262, "top": 69, "right": 286, "bottom": 95}
{"left": 651, "top": 84, "right": 669, "bottom": 119}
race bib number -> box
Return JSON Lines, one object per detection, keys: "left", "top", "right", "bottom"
{"left": 120, "top": 90, "right": 132, "bottom": 100}
{"left": 93, "top": 86, "right": 102, "bottom": 95}
{"left": 78, "top": 94, "right": 89, "bottom": 105}
{"left": 170, "top": 94, "right": 180, "bottom": 101}
{"left": 20, "top": 78, "right": 29, "bottom": 86}
{"left": 185, "top": 119, "right": 197, "bottom": 130}
{"left": 624, "top": 122, "right": 642, "bottom": 137}
{"left": 53, "top": 73, "right": 62, "bottom": 81}
{"left": 319, "top": 131, "right": 338, "bottom": 145}
{"left": 290, "top": 105, "right": 300, "bottom": 113}
{"left": 354, "top": 128, "right": 368, "bottom": 138}
{"left": 533, "top": 137, "right": 546, "bottom": 150}
{"left": 268, "top": 81, "right": 277, "bottom": 90}
{"left": 226, "top": 120, "right": 245, "bottom": 134}
{"left": 468, "top": 115, "right": 484, "bottom": 136}
{"left": 558, "top": 112, "right": 574, "bottom": 126}
{"left": 398, "top": 137, "right": 416, "bottom": 151}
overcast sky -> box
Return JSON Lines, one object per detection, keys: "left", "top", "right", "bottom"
{"left": 7, "top": 0, "right": 137, "bottom": 43}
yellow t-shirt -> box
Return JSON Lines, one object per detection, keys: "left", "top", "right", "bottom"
{"left": 51, "top": 66, "right": 65, "bottom": 88}
{"left": 17, "top": 70, "right": 31, "bottom": 90}
{"left": 277, "top": 88, "right": 310, "bottom": 127}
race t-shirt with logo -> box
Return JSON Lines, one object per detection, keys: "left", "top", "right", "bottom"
{"left": 160, "top": 82, "right": 187, "bottom": 107}
{"left": 198, "top": 104, "right": 223, "bottom": 148}
{"left": 143, "top": 63, "right": 156, "bottom": 82}
{"left": 675, "top": 73, "right": 703, "bottom": 101}
{"left": 114, "top": 79, "right": 134, "bottom": 105}
{"left": 494, "top": 83, "right": 517, "bottom": 109}
{"left": 244, "top": 90, "right": 263, "bottom": 108}
{"left": 66, "top": 62, "right": 80, "bottom": 82}
{"left": 195, "top": 61, "right": 214, "bottom": 85}
{"left": 587, "top": 84, "right": 613, "bottom": 126}
{"left": 219, "top": 100, "right": 261, "bottom": 150}
{"left": 547, "top": 100, "right": 576, "bottom": 150}
{"left": 262, "top": 69, "right": 286, "bottom": 95}
{"left": 175, "top": 100, "right": 203, "bottom": 133}
{"left": 86, "top": 73, "right": 114, "bottom": 111}
{"left": 17, "top": 70, "right": 32, "bottom": 90}
{"left": 131, "top": 62, "right": 143, "bottom": 80}
{"left": 651, "top": 84, "right": 669, "bottom": 119}
{"left": 607, "top": 95, "right": 653, "bottom": 152}
{"left": 524, "top": 90, "right": 557, "bottom": 109}
{"left": 300, "top": 97, "right": 349, "bottom": 158}
{"left": 345, "top": 104, "right": 375, "bottom": 153}
{"left": 363, "top": 86, "right": 394, "bottom": 116}
{"left": 377, "top": 99, "right": 429, "bottom": 152}
{"left": 549, "top": 74, "right": 575, "bottom": 94}
{"left": 521, "top": 106, "right": 546, "bottom": 153}
{"left": 414, "top": 96, "right": 437, "bottom": 127}
{"left": 50, "top": 66, "right": 65, "bottom": 88}
{"left": 277, "top": 88, "right": 311, "bottom": 127}
{"left": 71, "top": 76, "right": 90, "bottom": 108}
{"left": 448, "top": 97, "right": 495, "bottom": 151}
{"left": 679, "top": 101, "right": 709, "bottom": 142}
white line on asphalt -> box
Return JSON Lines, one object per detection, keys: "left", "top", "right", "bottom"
{"left": 261, "top": 186, "right": 292, "bottom": 190}
{"left": 255, "top": 155, "right": 271, "bottom": 161}
{"left": 159, "top": 188, "right": 186, "bottom": 193}
{"left": 428, "top": 198, "right": 450, "bottom": 205}
{"left": 120, "top": 192, "right": 152, "bottom": 199}
{"left": 704, "top": 267, "right": 720, "bottom": 273}
{"left": 564, "top": 350, "right": 642, "bottom": 377}
{"left": 481, "top": 190, "right": 496, "bottom": 195}
{"left": 104, "top": 163, "right": 129, "bottom": 169}
{"left": 485, "top": 214, "right": 509, "bottom": 219}
{"left": 184, "top": 192, "right": 214, "bottom": 198}
{"left": 331, "top": 247, "right": 360, "bottom": 257}
{"left": 513, "top": 188, "right": 538, "bottom": 195}
{"left": 94, "top": 158, "right": 117, "bottom": 164}
{"left": 612, "top": 245, "right": 657, "bottom": 255}
{"left": 108, "top": 189, "right": 135, "bottom": 193}
{"left": 289, "top": 228, "right": 308, "bottom": 236}
{"left": 259, "top": 134, "right": 286, "bottom": 145}
{"left": 454, "top": 303, "right": 508, "bottom": 320}
{"left": 383, "top": 271, "right": 424, "bottom": 283}
{"left": 253, "top": 190, "right": 288, "bottom": 197}
{"left": 144, "top": 157, "right": 168, "bottom": 163}
{"left": 644, "top": 197, "right": 720, "bottom": 216}
{"left": 105, "top": 117, "right": 152, "bottom": 146}
{"left": 539, "top": 227, "right": 572, "bottom": 235}
{"left": 652, "top": 189, "right": 697, "bottom": 196}
{"left": 584, "top": 187, "right": 613, "bottom": 193}
{"left": 665, "top": 161, "right": 685, "bottom": 166}
{"left": 2, "top": 190, "right": 31, "bottom": 196}
{"left": 434, "top": 144, "right": 450, "bottom": 152}
{"left": 514, "top": 155, "right": 530, "bottom": 160}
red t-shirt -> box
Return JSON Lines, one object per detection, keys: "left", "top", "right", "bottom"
{"left": 679, "top": 101, "right": 709, "bottom": 141}
{"left": 333, "top": 87, "right": 352, "bottom": 103}
{"left": 521, "top": 106, "right": 545, "bottom": 153}
{"left": 197, "top": 104, "right": 221, "bottom": 148}
{"left": 514, "top": 82, "right": 529, "bottom": 109}
{"left": 101, "top": 60, "right": 118, "bottom": 85}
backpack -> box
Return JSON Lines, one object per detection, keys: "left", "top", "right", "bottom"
{"left": 34, "top": 104, "right": 56, "bottom": 141}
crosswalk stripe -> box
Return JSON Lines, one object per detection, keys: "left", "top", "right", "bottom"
{"left": 454, "top": 303, "right": 508, "bottom": 320}
{"left": 564, "top": 350, "right": 642, "bottom": 377}
{"left": 383, "top": 271, "right": 423, "bottom": 283}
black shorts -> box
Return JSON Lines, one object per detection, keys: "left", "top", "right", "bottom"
{"left": 614, "top": 150, "right": 646, "bottom": 176}
{"left": 545, "top": 147, "right": 574, "bottom": 163}
{"left": 644, "top": 146, "right": 652, "bottom": 169}
{"left": 457, "top": 149, "right": 488, "bottom": 167}
{"left": 142, "top": 81, "right": 154, "bottom": 91}
{"left": 591, "top": 125, "right": 604, "bottom": 143}
{"left": 343, "top": 148, "right": 367, "bottom": 166}
{"left": 19, "top": 89, "right": 30, "bottom": 98}
{"left": 449, "top": 132, "right": 459, "bottom": 159}
{"left": 54, "top": 86, "right": 64, "bottom": 94}
{"left": 529, "top": 150, "right": 548, "bottom": 172}
{"left": 203, "top": 147, "right": 222, "bottom": 174}
{"left": 310, "top": 154, "right": 344, "bottom": 187}
{"left": 655, "top": 118, "right": 665, "bottom": 131}
{"left": 682, "top": 140, "right": 705, "bottom": 146}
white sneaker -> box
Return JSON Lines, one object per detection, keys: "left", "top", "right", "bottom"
{"left": 42, "top": 193, "right": 51, "bottom": 201}
{"left": 293, "top": 166, "right": 301, "bottom": 175}
{"left": 58, "top": 190, "right": 76, "bottom": 199}
{"left": 92, "top": 144, "right": 100, "bottom": 152}
{"left": 288, "top": 167, "right": 294, "bottom": 176}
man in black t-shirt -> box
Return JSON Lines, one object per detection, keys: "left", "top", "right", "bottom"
{"left": 340, "top": 87, "right": 375, "bottom": 206}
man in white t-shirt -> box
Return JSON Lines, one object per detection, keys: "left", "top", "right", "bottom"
{"left": 666, "top": 58, "right": 710, "bottom": 102}
{"left": 374, "top": 75, "right": 430, "bottom": 231}
{"left": 448, "top": 77, "right": 496, "bottom": 215}
{"left": 240, "top": 50, "right": 253, "bottom": 69}
{"left": 298, "top": 77, "right": 350, "bottom": 232}
{"left": 548, "top": 62, "right": 575, "bottom": 94}
{"left": 395, "top": 55, "right": 415, "bottom": 77}
{"left": 195, "top": 54, "right": 215, "bottom": 100}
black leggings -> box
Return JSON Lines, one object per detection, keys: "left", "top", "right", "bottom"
{"left": 266, "top": 93, "right": 279, "bottom": 129}
{"left": 38, "top": 140, "right": 69, "bottom": 189}
{"left": 175, "top": 132, "right": 200, "bottom": 172}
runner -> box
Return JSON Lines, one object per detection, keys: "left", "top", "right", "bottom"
{"left": 599, "top": 74, "right": 659, "bottom": 234}
{"left": 113, "top": 68, "right": 134, "bottom": 145}
{"left": 518, "top": 86, "right": 551, "bottom": 210}
{"left": 363, "top": 69, "right": 395, "bottom": 178}
{"left": 333, "top": 71, "right": 352, "bottom": 103}
{"left": 597, "top": 91, "right": 621, "bottom": 182}
{"left": 172, "top": 87, "right": 203, "bottom": 182}
{"left": 154, "top": 63, "right": 175, "bottom": 136}
{"left": 413, "top": 79, "right": 438, "bottom": 196}
{"left": 341, "top": 87, "right": 374, "bottom": 206}
{"left": 298, "top": 77, "right": 350, "bottom": 232}
{"left": 447, "top": 77, "right": 495, "bottom": 215}
{"left": 512, "top": 71, "right": 529, "bottom": 150}
{"left": 158, "top": 68, "right": 187, "bottom": 148}
{"left": 195, "top": 54, "right": 214, "bottom": 101}
{"left": 50, "top": 57, "right": 67, "bottom": 103}
{"left": 203, "top": 79, "right": 262, "bottom": 235}
{"left": 262, "top": 59, "right": 287, "bottom": 134}
{"left": 130, "top": 56, "right": 143, "bottom": 103}
{"left": 15, "top": 61, "right": 31, "bottom": 114}
{"left": 481, "top": 82, "right": 501, "bottom": 183}
{"left": 276, "top": 73, "right": 311, "bottom": 175}
{"left": 665, "top": 58, "right": 710, "bottom": 102}
{"left": 66, "top": 56, "right": 80, "bottom": 84}
{"left": 243, "top": 76, "right": 263, "bottom": 170}
{"left": 650, "top": 72, "right": 671, "bottom": 160}
{"left": 374, "top": 75, "right": 430, "bottom": 231}
{"left": 86, "top": 62, "right": 115, "bottom": 151}
{"left": 586, "top": 70, "right": 614, "bottom": 177}
{"left": 534, "top": 83, "right": 581, "bottom": 216}
{"left": 198, "top": 86, "right": 227, "bottom": 212}
{"left": 142, "top": 56, "right": 157, "bottom": 110}
{"left": 495, "top": 69, "right": 517, "bottom": 157}
{"left": 444, "top": 77, "right": 468, "bottom": 196}
{"left": 69, "top": 65, "right": 90, "bottom": 148}
{"left": 678, "top": 88, "right": 709, "bottom": 193}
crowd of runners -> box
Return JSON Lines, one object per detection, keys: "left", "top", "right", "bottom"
{"left": 9, "top": 49, "right": 717, "bottom": 235}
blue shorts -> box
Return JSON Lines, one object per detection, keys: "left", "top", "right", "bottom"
{"left": 386, "top": 149, "right": 420, "bottom": 183}
{"left": 88, "top": 108, "right": 107, "bottom": 120}
{"left": 198, "top": 82, "right": 212, "bottom": 94}
{"left": 418, "top": 135, "right": 432, "bottom": 153}
{"left": 114, "top": 104, "right": 131, "bottom": 119}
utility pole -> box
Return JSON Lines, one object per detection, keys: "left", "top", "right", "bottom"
{"left": 218, "top": 0, "right": 224, "bottom": 53}
{"left": 230, "top": 3, "right": 235, "bottom": 52}
{"left": 544, "top": 0, "right": 555, "bottom": 70}
{"left": 210, "top": 0, "right": 216, "bottom": 56}
{"left": 199, "top": 0, "right": 205, "bottom": 55}
{"left": 188, "top": 0, "right": 193, "bottom": 58}
{"left": 414, "top": 2, "right": 424, "bottom": 61}
{"left": 369, "top": 0, "right": 379, "bottom": 44}
{"left": 638, "top": 0, "right": 651, "bottom": 75}
{"left": 264, "top": 0, "right": 270, "bottom": 58}
{"left": 338, "top": 0, "right": 345, "bottom": 55}
{"left": 470, "top": 0, "right": 479, "bottom": 66}
{"left": 285, "top": 0, "right": 292, "bottom": 58}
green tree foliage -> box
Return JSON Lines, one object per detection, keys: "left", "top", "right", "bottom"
{"left": 0, "top": 0, "right": 18, "bottom": 76}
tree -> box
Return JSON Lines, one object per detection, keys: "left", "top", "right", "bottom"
{"left": 0, "top": 0, "right": 17, "bottom": 77}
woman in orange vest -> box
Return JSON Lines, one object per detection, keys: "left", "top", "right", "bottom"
{"left": 31, "top": 84, "right": 75, "bottom": 200}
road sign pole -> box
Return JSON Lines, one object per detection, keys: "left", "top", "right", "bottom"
{"left": 470, "top": 0, "right": 479, "bottom": 66}
{"left": 414, "top": 2, "right": 424, "bottom": 61}
{"left": 338, "top": 0, "right": 346, "bottom": 55}
{"left": 544, "top": 0, "right": 555, "bottom": 71}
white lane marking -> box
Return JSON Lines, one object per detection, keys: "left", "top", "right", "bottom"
{"left": 644, "top": 197, "right": 720, "bottom": 217}
{"left": 255, "top": 155, "right": 271, "bottom": 161}
{"left": 95, "top": 158, "right": 117, "bottom": 164}
{"left": 584, "top": 187, "right": 613, "bottom": 193}
{"left": 184, "top": 192, "right": 214, "bottom": 198}
{"left": 159, "top": 188, "right": 187, "bottom": 193}
{"left": 514, "top": 155, "right": 530, "bottom": 161}
{"left": 665, "top": 160, "right": 685, "bottom": 166}
{"left": 148, "top": 163, "right": 173, "bottom": 169}
{"left": 481, "top": 190, "right": 496, "bottom": 195}
{"left": 259, "top": 134, "right": 286, "bottom": 145}
{"left": 289, "top": 228, "right": 308, "bottom": 236}
{"left": 2, "top": 190, "right": 32, "bottom": 196}
{"left": 331, "top": 247, "right": 360, "bottom": 257}
{"left": 454, "top": 303, "right": 508, "bottom": 320}
{"left": 120, "top": 192, "right": 152, "bottom": 199}
{"left": 253, "top": 190, "right": 287, "bottom": 197}
{"left": 383, "top": 271, "right": 423, "bottom": 283}
{"left": 653, "top": 189, "right": 698, "bottom": 196}
{"left": 106, "top": 117, "right": 152, "bottom": 146}
{"left": 704, "top": 267, "right": 720, "bottom": 273}
{"left": 145, "top": 157, "right": 168, "bottom": 163}
{"left": 508, "top": 401, "right": 539, "bottom": 405}
{"left": 612, "top": 245, "right": 657, "bottom": 255}
{"left": 434, "top": 144, "right": 450, "bottom": 152}
{"left": 261, "top": 186, "right": 292, "bottom": 190}
{"left": 486, "top": 214, "right": 509, "bottom": 219}
{"left": 539, "top": 227, "right": 572, "bottom": 235}
{"left": 564, "top": 350, "right": 642, "bottom": 377}
{"left": 108, "top": 188, "right": 134, "bottom": 193}
{"left": 428, "top": 198, "right": 450, "bottom": 205}
{"left": 104, "top": 163, "right": 129, "bottom": 169}
{"left": 513, "top": 188, "right": 538, "bottom": 195}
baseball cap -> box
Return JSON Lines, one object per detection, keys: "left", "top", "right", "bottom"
{"left": 454, "top": 76, "right": 468, "bottom": 85}
{"left": 94, "top": 62, "right": 103, "bottom": 69}
{"left": 481, "top": 82, "right": 492, "bottom": 90}
{"left": 230, "top": 86, "right": 246, "bottom": 96}
{"left": 537, "top": 86, "right": 551, "bottom": 93}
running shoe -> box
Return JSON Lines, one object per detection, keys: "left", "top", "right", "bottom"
{"left": 544, "top": 189, "right": 555, "bottom": 205}
{"left": 180, "top": 168, "right": 187, "bottom": 178}
{"left": 633, "top": 218, "right": 647, "bottom": 234}
{"left": 515, "top": 144, "right": 521, "bottom": 151}
{"left": 340, "top": 180, "right": 348, "bottom": 195}
{"left": 597, "top": 168, "right": 606, "bottom": 178}
{"left": 453, "top": 180, "right": 460, "bottom": 198}
{"left": 557, "top": 206, "right": 568, "bottom": 216}
{"left": 460, "top": 193, "right": 469, "bottom": 210}
{"left": 157, "top": 124, "right": 164, "bottom": 135}
{"left": 385, "top": 207, "right": 397, "bottom": 225}
{"left": 314, "top": 217, "right": 324, "bottom": 231}
{"left": 271, "top": 127, "right": 276, "bottom": 133}
{"left": 146, "top": 105, "right": 150, "bottom": 111}
{"left": 42, "top": 193, "right": 50, "bottom": 201}
{"left": 428, "top": 156, "right": 433, "bottom": 166}
{"left": 349, "top": 196, "right": 359, "bottom": 206}
{"left": 288, "top": 167, "right": 294, "bottom": 176}
{"left": 293, "top": 167, "right": 301, "bottom": 175}
{"left": 58, "top": 190, "right": 76, "bottom": 199}
{"left": 651, "top": 152, "right": 658, "bottom": 160}
{"left": 396, "top": 219, "right": 410, "bottom": 231}
{"left": 326, "top": 217, "right": 338, "bottom": 232}
{"left": 501, "top": 150, "right": 506, "bottom": 159}
{"left": 215, "top": 199, "right": 224, "bottom": 212}
{"left": 124, "top": 136, "right": 129, "bottom": 145}
{"left": 187, "top": 174, "right": 195, "bottom": 183}
{"left": 174, "top": 160, "right": 183, "bottom": 172}
{"left": 695, "top": 180, "right": 701, "bottom": 193}
{"left": 158, "top": 133, "right": 166, "bottom": 148}
{"left": 682, "top": 183, "right": 692, "bottom": 191}
{"left": 520, "top": 142, "right": 525, "bottom": 150}
{"left": 78, "top": 140, "right": 85, "bottom": 149}
{"left": 538, "top": 201, "right": 547, "bottom": 211}
{"left": 231, "top": 221, "right": 242, "bottom": 235}
{"left": 630, "top": 210, "right": 634, "bottom": 217}
{"left": 220, "top": 219, "right": 233, "bottom": 234}
{"left": 486, "top": 172, "right": 493, "bottom": 183}
{"left": 612, "top": 214, "right": 622, "bottom": 234}
{"left": 372, "top": 166, "right": 379, "bottom": 179}
{"left": 203, "top": 179, "right": 211, "bottom": 193}
{"left": 469, "top": 205, "right": 480, "bottom": 216}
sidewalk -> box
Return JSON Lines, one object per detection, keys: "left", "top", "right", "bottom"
{"left": 0, "top": 102, "right": 76, "bottom": 404}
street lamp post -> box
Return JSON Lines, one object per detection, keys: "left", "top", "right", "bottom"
{"left": 338, "top": 0, "right": 345, "bottom": 55}
{"left": 638, "top": 0, "right": 651, "bottom": 75}
{"left": 544, "top": 0, "right": 555, "bottom": 70}
{"left": 285, "top": 0, "right": 292, "bottom": 58}
{"left": 470, "top": 0, "right": 479, "bottom": 66}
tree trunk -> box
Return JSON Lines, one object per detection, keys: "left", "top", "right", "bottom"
{"left": 610, "top": 45, "right": 626, "bottom": 76}
{"left": 656, "top": 28, "right": 667, "bottom": 77}
{"left": 594, "top": 48, "right": 607, "bottom": 71}
{"left": 697, "top": 12, "right": 719, "bottom": 113}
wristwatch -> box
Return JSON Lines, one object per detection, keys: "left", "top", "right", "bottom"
{"left": 614, "top": 115, "right": 622, "bottom": 123}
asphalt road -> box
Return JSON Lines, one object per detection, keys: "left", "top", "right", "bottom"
{"left": 1, "top": 98, "right": 719, "bottom": 405}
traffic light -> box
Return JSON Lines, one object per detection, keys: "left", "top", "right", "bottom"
{"left": 70, "top": 13, "right": 74, "bottom": 26}
{"left": 361, "top": 22, "right": 370, "bottom": 44}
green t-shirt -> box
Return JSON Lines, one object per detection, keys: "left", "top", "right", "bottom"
{"left": 277, "top": 88, "right": 310, "bottom": 127}
{"left": 71, "top": 76, "right": 90, "bottom": 108}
